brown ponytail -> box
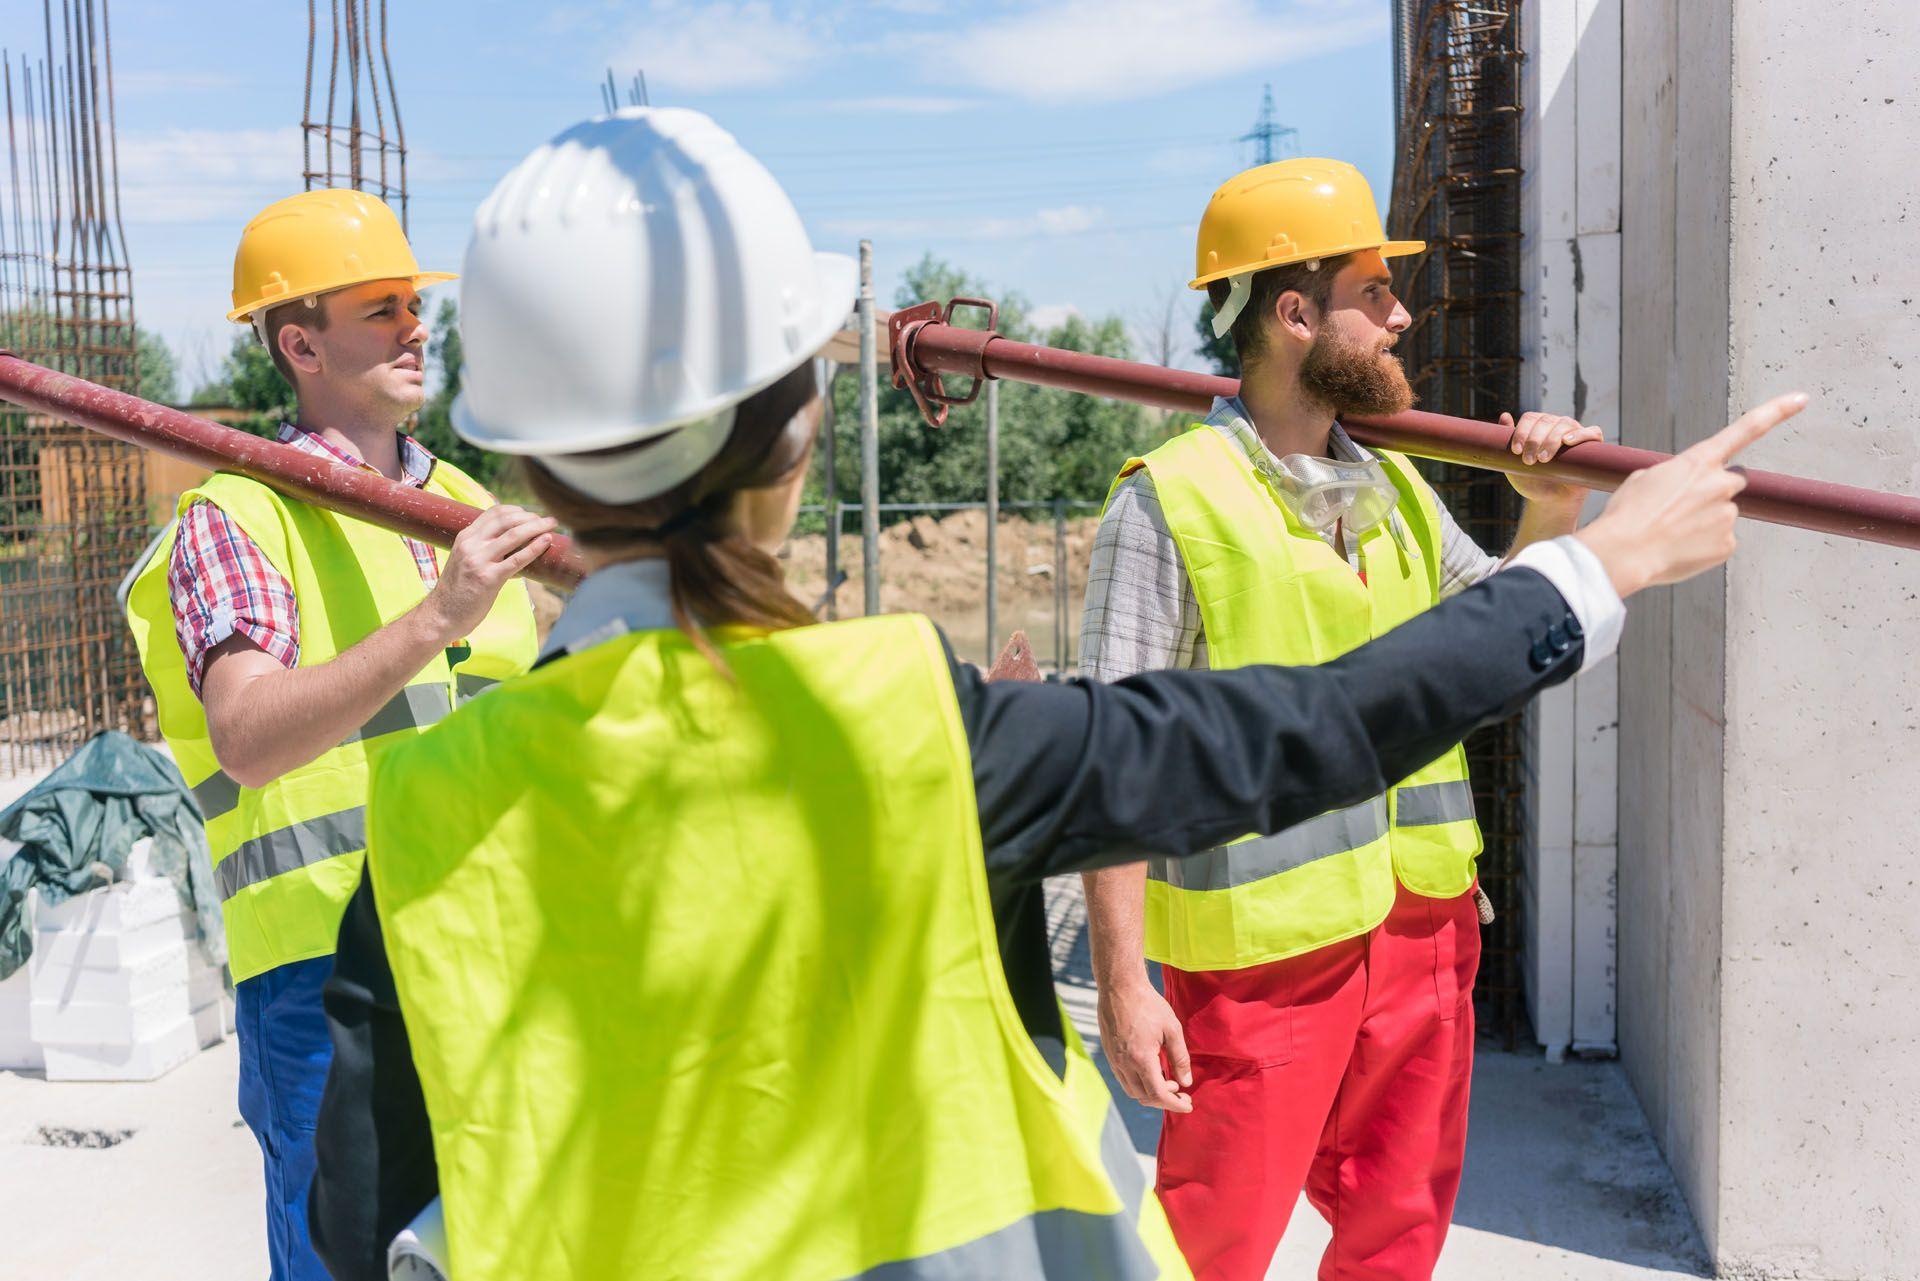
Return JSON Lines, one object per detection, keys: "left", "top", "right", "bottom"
{"left": 523, "top": 361, "right": 822, "bottom": 668}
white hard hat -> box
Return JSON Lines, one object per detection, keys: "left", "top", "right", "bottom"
{"left": 451, "top": 107, "right": 857, "bottom": 503}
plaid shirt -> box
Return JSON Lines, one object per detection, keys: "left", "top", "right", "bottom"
{"left": 169, "top": 424, "right": 441, "bottom": 695}
{"left": 1078, "top": 396, "right": 1500, "bottom": 682}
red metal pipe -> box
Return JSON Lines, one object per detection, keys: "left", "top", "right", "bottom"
{"left": 0, "top": 352, "right": 586, "bottom": 588}
{"left": 890, "top": 307, "right": 1920, "bottom": 552}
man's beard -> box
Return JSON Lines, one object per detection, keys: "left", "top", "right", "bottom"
{"left": 1299, "top": 326, "right": 1415, "bottom": 416}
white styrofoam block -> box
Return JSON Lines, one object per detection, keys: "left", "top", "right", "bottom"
{"left": 187, "top": 955, "right": 228, "bottom": 1009}
{"left": 0, "top": 983, "right": 44, "bottom": 1071}
{"left": 41, "top": 1015, "right": 198, "bottom": 1082}
{"left": 29, "top": 911, "right": 189, "bottom": 971}
{"left": 25, "top": 938, "right": 189, "bottom": 1008}
{"left": 190, "top": 994, "right": 232, "bottom": 1047}
{"left": 35, "top": 875, "right": 178, "bottom": 933}
{"left": 30, "top": 980, "right": 194, "bottom": 1046}
{"left": 121, "top": 837, "right": 156, "bottom": 880}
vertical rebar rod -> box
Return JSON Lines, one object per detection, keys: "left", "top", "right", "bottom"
{"left": 360, "top": 0, "right": 387, "bottom": 197}
{"left": 985, "top": 377, "right": 999, "bottom": 659}
{"left": 303, "top": 0, "right": 316, "bottom": 181}
{"left": 343, "top": 0, "right": 362, "bottom": 187}
{"left": 1052, "top": 497, "right": 1067, "bottom": 673}
{"left": 858, "top": 240, "right": 880, "bottom": 617}
{"left": 99, "top": 0, "right": 129, "bottom": 274}
{"left": 820, "top": 360, "right": 839, "bottom": 621}
{"left": 324, "top": 0, "right": 340, "bottom": 185}
{"left": 377, "top": 0, "right": 407, "bottom": 229}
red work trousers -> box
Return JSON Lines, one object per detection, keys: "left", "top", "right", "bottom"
{"left": 1155, "top": 882, "right": 1480, "bottom": 1281}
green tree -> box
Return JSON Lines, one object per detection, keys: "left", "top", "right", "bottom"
{"left": 413, "top": 298, "right": 506, "bottom": 486}
{"left": 191, "top": 335, "right": 292, "bottom": 437}
{"left": 806, "top": 253, "right": 1169, "bottom": 528}
{"left": 134, "top": 328, "right": 179, "bottom": 405}
{"left": 1194, "top": 296, "right": 1239, "bottom": 378}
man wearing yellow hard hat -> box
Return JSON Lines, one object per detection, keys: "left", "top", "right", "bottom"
{"left": 122, "top": 188, "right": 544, "bottom": 1281}
{"left": 1079, "top": 159, "right": 1603, "bottom": 1280}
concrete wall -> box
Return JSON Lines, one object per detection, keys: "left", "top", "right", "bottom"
{"left": 1618, "top": 0, "right": 1733, "bottom": 1253}
{"left": 1716, "top": 1, "right": 1920, "bottom": 1272}
{"left": 1521, "top": 0, "right": 1623, "bottom": 1063}
{"left": 1617, "top": 0, "right": 1920, "bottom": 1273}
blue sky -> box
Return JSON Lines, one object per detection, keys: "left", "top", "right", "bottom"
{"left": 37, "top": 0, "right": 1394, "bottom": 389}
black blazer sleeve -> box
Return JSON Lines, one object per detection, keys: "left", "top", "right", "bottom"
{"left": 309, "top": 871, "right": 438, "bottom": 1281}
{"left": 959, "top": 565, "right": 1589, "bottom": 884}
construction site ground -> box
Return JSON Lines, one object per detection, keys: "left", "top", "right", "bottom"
{"left": 2, "top": 874, "right": 1709, "bottom": 1280}
{"left": 779, "top": 509, "right": 1100, "bottom": 669}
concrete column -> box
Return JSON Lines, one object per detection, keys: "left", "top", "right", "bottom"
{"left": 1617, "top": 0, "right": 1920, "bottom": 1272}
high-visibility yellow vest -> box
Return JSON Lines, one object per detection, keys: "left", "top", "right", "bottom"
{"left": 1116, "top": 425, "right": 1481, "bottom": 972}
{"left": 123, "top": 460, "right": 537, "bottom": 982}
{"left": 365, "top": 612, "right": 1189, "bottom": 1281}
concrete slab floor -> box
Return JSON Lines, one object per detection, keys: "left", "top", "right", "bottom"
{"left": 0, "top": 1040, "right": 263, "bottom": 1281}
{"left": 0, "top": 883, "right": 1707, "bottom": 1281}
{"left": 0, "top": 1009, "right": 1711, "bottom": 1281}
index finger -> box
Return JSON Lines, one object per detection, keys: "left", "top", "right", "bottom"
{"left": 1686, "top": 392, "right": 1809, "bottom": 469}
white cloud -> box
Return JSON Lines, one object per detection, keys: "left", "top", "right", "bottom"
{"left": 612, "top": 2, "right": 827, "bottom": 92}
{"left": 112, "top": 126, "right": 304, "bottom": 222}
{"left": 1028, "top": 302, "right": 1083, "bottom": 331}
{"left": 1036, "top": 205, "right": 1100, "bottom": 234}
{"left": 935, "top": 0, "right": 1385, "bottom": 103}
{"left": 822, "top": 204, "right": 1105, "bottom": 243}
{"left": 107, "top": 126, "right": 474, "bottom": 225}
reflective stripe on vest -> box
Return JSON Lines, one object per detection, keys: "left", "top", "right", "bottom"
{"left": 123, "top": 459, "right": 538, "bottom": 981}
{"left": 215, "top": 806, "right": 365, "bottom": 900}
{"left": 1121, "top": 425, "right": 1480, "bottom": 971}
{"left": 1148, "top": 796, "right": 1389, "bottom": 892}
{"left": 192, "top": 771, "right": 242, "bottom": 823}
{"left": 852, "top": 1103, "right": 1155, "bottom": 1281}
{"left": 1396, "top": 779, "right": 1477, "bottom": 827}
{"left": 367, "top": 613, "right": 1190, "bottom": 1281}
{"left": 350, "top": 682, "right": 453, "bottom": 742}
{"left": 455, "top": 672, "right": 500, "bottom": 702}
{"left": 188, "top": 682, "right": 454, "bottom": 825}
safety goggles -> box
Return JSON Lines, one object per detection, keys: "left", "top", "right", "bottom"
{"left": 1269, "top": 453, "right": 1402, "bottom": 535}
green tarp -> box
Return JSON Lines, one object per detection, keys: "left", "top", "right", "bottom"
{"left": 0, "top": 731, "right": 224, "bottom": 980}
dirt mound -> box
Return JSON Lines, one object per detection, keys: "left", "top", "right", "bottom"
{"left": 781, "top": 508, "right": 1099, "bottom": 667}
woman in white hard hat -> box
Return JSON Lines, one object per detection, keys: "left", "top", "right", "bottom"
{"left": 307, "top": 109, "right": 1801, "bottom": 1281}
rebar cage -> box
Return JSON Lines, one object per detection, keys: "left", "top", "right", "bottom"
{"left": 1391, "top": 0, "right": 1529, "bottom": 1045}
{"left": 1, "top": 1, "right": 150, "bottom": 775}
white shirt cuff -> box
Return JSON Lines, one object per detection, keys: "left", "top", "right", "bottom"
{"left": 1504, "top": 535, "right": 1624, "bottom": 674}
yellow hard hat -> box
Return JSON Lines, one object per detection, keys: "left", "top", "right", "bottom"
{"left": 1190, "top": 157, "right": 1423, "bottom": 291}
{"left": 227, "top": 188, "right": 454, "bottom": 323}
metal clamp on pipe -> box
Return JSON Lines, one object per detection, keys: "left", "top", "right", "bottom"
{"left": 887, "top": 300, "right": 1920, "bottom": 552}
{"left": 887, "top": 297, "right": 998, "bottom": 427}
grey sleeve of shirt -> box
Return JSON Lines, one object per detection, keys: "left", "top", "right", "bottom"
{"left": 1076, "top": 472, "right": 1207, "bottom": 682}
{"left": 1434, "top": 493, "right": 1503, "bottom": 598}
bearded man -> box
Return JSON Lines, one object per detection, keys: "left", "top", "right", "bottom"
{"left": 1077, "top": 159, "right": 1600, "bottom": 1281}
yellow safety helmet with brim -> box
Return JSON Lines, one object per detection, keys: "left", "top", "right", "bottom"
{"left": 227, "top": 188, "right": 455, "bottom": 338}
{"left": 1191, "top": 157, "right": 1424, "bottom": 337}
